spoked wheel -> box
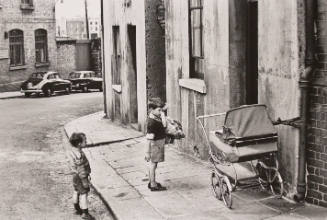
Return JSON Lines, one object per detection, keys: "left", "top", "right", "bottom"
{"left": 211, "top": 171, "right": 222, "bottom": 200}
{"left": 268, "top": 170, "right": 284, "bottom": 198}
{"left": 221, "top": 177, "right": 232, "bottom": 208}
{"left": 256, "top": 161, "right": 284, "bottom": 198}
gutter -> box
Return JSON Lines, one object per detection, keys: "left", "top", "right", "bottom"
{"left": 274, "top": 0, "right": 316, "bottom": 202}
{"left": 294, "top": 0, "right": 316, "bottom": 202}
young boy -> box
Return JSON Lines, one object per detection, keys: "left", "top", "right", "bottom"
{"left": 145, "top": 98, "right": 167, "bottom": 191}
{"left": 68, "top": 132, "right": 92, "bottom": 219}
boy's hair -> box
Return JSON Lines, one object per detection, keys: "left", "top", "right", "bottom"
{"left": 69, "top": 132, "right": 86, "bottom": 147}
{"left": 148, "top": 97, "right": 165, "bottom": 109}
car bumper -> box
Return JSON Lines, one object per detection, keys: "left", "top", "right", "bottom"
{"left": 21, "top": 89, "right": 43, "bottom": 93}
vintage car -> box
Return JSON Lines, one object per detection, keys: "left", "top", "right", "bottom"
{"left": 68, "top": 71, "right": 103, "bottom": 92}
{"left": 21, "top": 71, "right": 72, "bottom": 97}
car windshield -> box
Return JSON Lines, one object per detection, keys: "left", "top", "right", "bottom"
{"left": 30, "top": 72, "right": 45, "bottom": 79}
{"left": 69, "top": 72, "right": 81, "bottom": 79}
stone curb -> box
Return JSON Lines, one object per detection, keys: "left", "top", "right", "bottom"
{"left": 64, "top": 123, "right": 121, "bottom": 220}
{"left": 0, "top": 92, "right": 23, "bottom": 100}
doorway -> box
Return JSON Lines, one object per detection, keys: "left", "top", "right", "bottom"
{"left": 112, "top": 25, "right": 121, "bottom": 121}
{"left": 127, "top": 25, "right": 138, "bottom": 124}
{"left": 246, "top": 1, "right": 258, "bottom": 104}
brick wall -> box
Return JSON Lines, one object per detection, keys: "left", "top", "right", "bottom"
{"left": 306, "top": 1, "right": 327, "bottom": 207}
{"left": 0, "top": 0, "right": 56, "bottom": 92}
{"left": 307, "top": 85, "right": 327, "bottom": 207}
{"left": 56, "top": 40, "right": 77, "bottom": 79}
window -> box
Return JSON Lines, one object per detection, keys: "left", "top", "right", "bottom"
{"left": 189, "top": 0, "right": 204, "bottom": 79}
{"left": 20, "top": 0, "right": 34, "bottom": 10}
{"left": 47, "top": 74, "right": 55, "bottom": 79}
{"left": 35, "top": 29, "right": 48, "bottom": 63}
{"left": 9, "top": 29, "right": 25, "bottom": 66}
{"left": 22, "top": 0, "right": 33, "bottom": 5}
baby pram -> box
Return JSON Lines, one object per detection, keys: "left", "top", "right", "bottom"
{"left": 196, "top": 104, "right": 283, "bottom": 208}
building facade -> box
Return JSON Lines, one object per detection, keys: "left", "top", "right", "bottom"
{"left": 102, "top": 0, "right": 166, "bottom": 131}
{"left": 66, "top": 19, "right": 87, "bottom": 40}
{"left": 89, "top": 18, "right": 100, "bottom": 39}
{"left": 0, "top": 0, "right": 57, "bottom": 92}
{"left": 165, "top": 0, "right": 327, "bottom": 207}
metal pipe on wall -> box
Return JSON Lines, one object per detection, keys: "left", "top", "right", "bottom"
{"left": 294, "top": 0, "right": 316, "bottom": 202}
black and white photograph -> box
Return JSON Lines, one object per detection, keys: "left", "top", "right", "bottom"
{"left": 0, "top": 0, "right": 327, "bottom": 219}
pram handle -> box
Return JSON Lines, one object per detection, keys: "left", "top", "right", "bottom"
{"left": 196, "top": 112, "right": 226, "bottom": 120}
{"left": 196, "top": 112, "right": 228, "bottom": 164}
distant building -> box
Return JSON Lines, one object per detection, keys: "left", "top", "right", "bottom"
{"left": 88, "top": 18, "right": 100, "bottom": 39}
{"left": 0, "top": 0, "right": 57, "bottom": 92}
{"left": 66, "top": 18, "right": 87, "bottom": 40}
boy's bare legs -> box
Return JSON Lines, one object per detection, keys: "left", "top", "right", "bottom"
{"left": 149, "top": 162, "right": 158, "bottom": 187}
{"left": 73, "top": 191, "right": 82, "bottom": 215}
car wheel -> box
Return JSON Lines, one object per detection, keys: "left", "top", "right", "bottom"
{"left": 43, "top": 88, "right": 52, "bottom": 97}
{"left": 65, "top": 86, "right": 71, "bottom": 94}
{"left": 24, "top": 92, "right": 31, "bottom": 97}
{"left": 82, "top": 85, "right": 88, "bottom": 93}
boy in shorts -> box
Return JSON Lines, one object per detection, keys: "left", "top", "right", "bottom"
{"left": 145, "top": 98, "right": 167, "bottom": 191}
{"left": 68, "top": 132, "right": 92, "bottom": 219}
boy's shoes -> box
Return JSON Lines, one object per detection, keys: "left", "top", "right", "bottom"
{"left": 148, "top": 182, "right": 167, "bottom": 191}
{"left": 81, "top": 213, "right": 93, "bottom": 220}
{"left": 81, "top": 209, "right": 94, "bottom": 220}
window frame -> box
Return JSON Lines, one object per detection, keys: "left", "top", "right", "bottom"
{"left": 9, "top": 29, "right": 25, "bottom": 67}
{"left": 189, "top": 0, "right": 204, "bottom": 59}
{"left": 189, "top": 0, "right": 204, "bottom": 79}
{"left": 21, "top": 0, "right": 33, "bottom": 6}
{"left": 35, "top": 29, "right": 49, "bottom": 64}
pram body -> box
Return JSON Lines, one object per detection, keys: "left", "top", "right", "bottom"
{"left": 196, "top": 104, "right": 283, "bottom": 208}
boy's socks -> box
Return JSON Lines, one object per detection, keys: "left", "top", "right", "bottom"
{"left": 74, "top": 203, "right": 82, "bottom": 215}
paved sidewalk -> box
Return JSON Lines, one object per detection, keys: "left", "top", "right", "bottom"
{"left": 64, "top": 112, "right": 327, "bottom": 220}
{"left": 0, "top": 91, "right": 23, "bottom": 99}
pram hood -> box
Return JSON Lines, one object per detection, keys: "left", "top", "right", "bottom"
{"left": 223, "top": 104, "right": 277, "bottom": 140}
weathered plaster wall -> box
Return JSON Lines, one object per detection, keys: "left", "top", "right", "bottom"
{"left": 165, "top": 0, "right": 246, "bottom": 159}
{"left": 145, "top": 0, "right": 166, "bottom": 101}
{"left": 258, "top": 0, "right": 301, "bottom": 193}
{"left": 103, "top": 0, "right": 147, "bottom": 131}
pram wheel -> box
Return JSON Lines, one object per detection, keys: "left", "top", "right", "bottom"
{"left": 211, "top": 171, "right": 222, "bottom": 200}
{"left": 221, "top": 177, "right": 232, "bottom": 208}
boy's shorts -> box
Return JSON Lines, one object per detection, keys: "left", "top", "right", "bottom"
{"left": 73, "top": 174, "right": 90, "bottom": 194}
{"left": 150, "top": 138, "right": 165, "bottom": 162}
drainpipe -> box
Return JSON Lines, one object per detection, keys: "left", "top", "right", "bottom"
{"left": 294, "top": 0, "right": 316, "bottom": 202}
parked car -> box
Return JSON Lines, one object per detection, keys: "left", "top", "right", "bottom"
{"left": 68, "top": 71, "right": 103, "bottom": 92}
{"left": 21, "top": 71, "right": 72, "bottom": 97}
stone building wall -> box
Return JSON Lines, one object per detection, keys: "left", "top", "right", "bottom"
{"left": 56, "top": 40, "right": 77, "bottom": 79}
{"left": 0, "top": 0, "right": 57, "bottom": 92}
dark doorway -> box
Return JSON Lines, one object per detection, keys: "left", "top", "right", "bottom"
{"left": 112, "top": 25, "right": 121, "bottom": 121}
{"left": 246, "top": 1, "right": 258, "bottom": 104}
{"left": 127, "top": 25, "right": 138, "bottom": 124}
